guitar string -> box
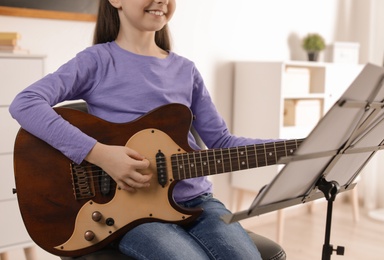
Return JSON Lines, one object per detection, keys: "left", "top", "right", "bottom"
{"left": 168, "top": 141, "right": 302, "bottom": 180}
{"left": 72, "top": 141, "right": 303, "bottom": 195}
{"left": 71, "top": 141, "right": 301, "bottom": 190}
{"left": 75, "top": 141, "right": 301, "bottom": 178}
{"left": 75, "top": 141, "right": 301, "bottom": 176}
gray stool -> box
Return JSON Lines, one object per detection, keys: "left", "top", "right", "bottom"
{"left": 60, "top": 230, "right": 285, "bottom": 260}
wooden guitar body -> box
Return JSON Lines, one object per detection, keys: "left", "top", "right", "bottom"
{"left": 13, "top": 103, "right": 302, "bottom": 257}
{"left": 13, "top": 104, "right": 201, "bottom": 257}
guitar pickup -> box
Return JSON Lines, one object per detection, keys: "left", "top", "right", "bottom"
{"left": 156, "top": 150, "right": 167, "bottom": 187}
{"left": 99, "top": 170, "right": 111, "bottom": 195}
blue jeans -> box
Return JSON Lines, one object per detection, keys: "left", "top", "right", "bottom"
{"left": 118, "top": 193, "right": 262, "bottom": 259}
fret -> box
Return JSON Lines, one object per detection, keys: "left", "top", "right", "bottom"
{"left": 230, "top": 147, "right": 240, "bottom": 171}
{"left": 244, "top": 146, "right": 250, "bottom": 169}
{"left": 294, "top": 140, "right": 299, "bottom": 154}
{"left": 177, "top": 153, "right": 183, "bottom": 179}
{"left": 246, "top": 145, "right": 257, "bottom": 168}
{"left": 264, "top": 142, "right": 277, "bottom": 165}
{"left": 291, "top": 140, "right": 297, "bottom": 154}
{"left": 219, "top": 149, "right": 225, "bottom": 173}
{"left": 221, "top": 148, "right": 232, "bottom": 173}
{"left": 255, "top": 143, "right": 266, "bottom": 167}
{"left": 193, "top": 152, "right": 198, "bottom": 177}
{"left": 207, "top": 149, "right": 216, "bottom": 176}
{"left": 171, "top": 154, "right": 182, "bottom": 180}
{"left": 170, "top": 155, "right": 176, "bottom": 179}
{"left": 189, "top": 152, "right": 198, "bottom": 178}
{"left": 181, "top": 153, "right": 190, "bottom": 179}
{"left": 235, "top": 147, "right": 240, "bottom": 170}
{"left": 194, "top": 151, "right": 203, "bottom": 177}
{"left": 263, "top": 143, "right": 268, "bottom": 166}
{"left": 285, "top": 139, "right": 297, "bottom": 156}
{"left": 213, "top": 149, "right": 224, "bottom": 174}
{"left": 186, "top": 152, "right": 192, "bottom": 178}
{"left": 275, "top": 141, "right": 288, "bottom": 161}
{"left": 212, "top": 149, "right": 218, "bottom": 175}
{"left": 273, "top": 142, "right": 278, "bottom": 162}
{"left": 253, "top": 144, "right": 259, "bottom": 168}
{"left": 237, "top": 146, "right": 248, "bottom": 170}
{"left": 201, "top": 150, "right": 210, "bottom": 176}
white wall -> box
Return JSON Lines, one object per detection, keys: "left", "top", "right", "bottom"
{"left": 170, "top": 0, "right": 373, "bottom": 206}
{"left": 170, "top": 0, "right": 339, "bottom": 120}
{"left": 0, "top": 16, "right": 95, "bottom": 74}
{"left": 1, "top": 0, "right": 382, "bottom": 207}
{"left": 171, "top": 0, "right": 384, "bottom": 208}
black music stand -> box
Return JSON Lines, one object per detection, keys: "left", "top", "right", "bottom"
{"left": 222, "top": 63, "right": 384, "bottom": 260}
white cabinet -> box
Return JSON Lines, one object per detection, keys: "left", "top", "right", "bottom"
{"left": 231, "top": 61, "right": 363, "bottom": 193}
{"left": 0, "top": 54, "right": 45, "bottom": 256}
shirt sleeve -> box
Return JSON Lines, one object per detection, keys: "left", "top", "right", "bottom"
{"left": 9, "top": 49, "right": 102, "bottom": 164}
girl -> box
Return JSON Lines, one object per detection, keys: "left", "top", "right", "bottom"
{"left": 10, "top": 0, "right": 265, "bottom": 259}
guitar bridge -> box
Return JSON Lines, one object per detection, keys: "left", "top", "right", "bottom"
{"left": 71, "top": 162, "right": 96, "bottom": 200}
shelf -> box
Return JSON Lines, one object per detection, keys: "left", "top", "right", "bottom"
{"left": 283, "top": 99, "right": 323, "bottom": 128}
{"left": 283, "top": 93, "right": 325, "bottom": 100}
{"left": 283, "top": 64, "right": 326, "bottom": 96}
{"left": 232, "top": 61, "right": 362, "bottom": 193}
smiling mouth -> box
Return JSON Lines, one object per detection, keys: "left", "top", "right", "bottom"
{"left": 146, "top": 10, "right": 165, "bottom": 16}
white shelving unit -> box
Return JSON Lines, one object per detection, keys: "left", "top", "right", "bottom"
{"left": 231, "top": 60, "right": 363, "bottom": 193}
{"left": 231, "top": 61, "right": 363, "bottom": 242}
{"left": 0, "top": 53, "right": 45, "bottom": 259}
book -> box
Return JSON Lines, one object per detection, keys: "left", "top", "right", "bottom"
{"left": 283, "top": 99, "right": 321, "bottom": 127}
{"left": 0, "top": 39, "right": 18, "bottom": 46}
{"left": 0, "top": 32, "right": 21, "bottom": 40}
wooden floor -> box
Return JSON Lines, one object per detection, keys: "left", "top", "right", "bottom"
{"left": 2, "top": 200, "right": 384, "bottom": 260}
{"left": 243, "top": 200, "right": 384, "bottom": 260}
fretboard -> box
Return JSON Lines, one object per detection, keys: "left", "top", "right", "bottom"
{"left": 171, "top": 139, "right": 304, "bottom": 180}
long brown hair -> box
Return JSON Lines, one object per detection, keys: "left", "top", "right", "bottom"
{"left": 93, "top": 0, "right": 172, "bottom": 51}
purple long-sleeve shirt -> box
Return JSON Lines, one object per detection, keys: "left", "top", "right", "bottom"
{"left": 9, "top": 41, "right": 268, "bottom": 202}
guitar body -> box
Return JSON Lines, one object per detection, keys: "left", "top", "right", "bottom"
{"left": 13, "top": 103, "right": 202, "bottom": 257}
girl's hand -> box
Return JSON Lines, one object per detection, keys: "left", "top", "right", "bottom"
{"left": 85, "top": 142, "right": 151, "bottom": 192}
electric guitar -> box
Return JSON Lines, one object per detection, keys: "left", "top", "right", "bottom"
{"left": 13, "top": 103, "right": 303, "bottom": 257}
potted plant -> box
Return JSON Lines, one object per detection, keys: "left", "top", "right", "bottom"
{"left": 302, "top": 33, "right": 326, "bottom": 61}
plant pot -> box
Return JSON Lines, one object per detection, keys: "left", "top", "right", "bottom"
{"left": 307, "top": 52, "right": 319, "bottom": 62}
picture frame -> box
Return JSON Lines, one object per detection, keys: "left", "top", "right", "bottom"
{"left": 0, "top": 0, "right": 99, "bottom": 22}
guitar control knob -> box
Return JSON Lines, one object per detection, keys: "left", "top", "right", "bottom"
{"left": 106, "top": 218, "right": 115, "bottom": 226}
{"left": 84, "top": 230, "right": 95, "bottom": 241}
{"left": 92, "top": 211, "right": 102, "bottom": 222}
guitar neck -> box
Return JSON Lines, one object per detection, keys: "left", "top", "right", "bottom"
{"left": 171, "top": 139, "right": 304, "bottom": 180}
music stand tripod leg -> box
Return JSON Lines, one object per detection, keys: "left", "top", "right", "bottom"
{"left": 317, "top": 178, "right": 345, "bottom": 260}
